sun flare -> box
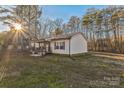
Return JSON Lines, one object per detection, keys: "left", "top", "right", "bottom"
{"left": 13, "top": 23, "right": 22, "bottom": 30}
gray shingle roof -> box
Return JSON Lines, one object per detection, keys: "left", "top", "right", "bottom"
{"left": 31, "top": 32, "right": 86, "bottom": 43}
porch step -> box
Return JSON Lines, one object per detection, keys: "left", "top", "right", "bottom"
{"left": 30, "top": 51, "right": 47, "bottom": 57}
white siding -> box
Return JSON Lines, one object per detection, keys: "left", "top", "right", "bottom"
{"left": 70, "top": 34, "right": 87, "bottom": 54}
{"left": 51, "top": 40, "right": 70, "bottom": 54}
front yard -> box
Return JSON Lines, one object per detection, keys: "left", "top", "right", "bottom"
{"left": 0, "top": 52, "right": 124, "bottom": 88}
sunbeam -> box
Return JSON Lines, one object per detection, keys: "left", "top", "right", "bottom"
{"left": 0, "top": 23, "right": 25, "bottom": 81}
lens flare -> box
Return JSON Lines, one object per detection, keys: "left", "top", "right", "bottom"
{"left": 13, "top": 23, "right": 22, "bottom": 30}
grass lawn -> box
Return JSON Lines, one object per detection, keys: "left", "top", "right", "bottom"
{"left": 0, "top": 52, "right": 124, "bottom": 88}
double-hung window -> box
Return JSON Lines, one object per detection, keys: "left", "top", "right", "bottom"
{"left": 54, "top": 42, "right": 59, "bottom": 49}
{"left": 54, "top": 41, "right": 65, "bottom": 50}
{"left": 60, "top": 42, "right": 65, "bottom": 50}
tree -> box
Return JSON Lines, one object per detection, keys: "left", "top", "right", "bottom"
{"left": 0, "top": 5, "right": 42, "bottom": 50}
{"left": 68, "top": 16, "right": 80, "bottom": 32}
{"left": 82, "top": 15, "right": 90, "bottom": 39}
{"left": 52, "top": 28, "right": 63, "bottom": 36}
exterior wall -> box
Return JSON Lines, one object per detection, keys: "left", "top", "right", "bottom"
{"left": 50, "top": 40, "right": 70, "bottom": 54}
{"left": 70, "top": 34, "right": 87, "bottom": 54}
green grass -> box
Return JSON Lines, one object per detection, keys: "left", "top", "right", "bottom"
{"left": 0, "top": 53, "right": 124, "bottom": 87}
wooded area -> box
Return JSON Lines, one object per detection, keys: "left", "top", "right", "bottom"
{"left": 0, "top": 5, "right": 124, "bottom": 53}
{"left": 82, "top": 6, "right": 124, "bottom": 53}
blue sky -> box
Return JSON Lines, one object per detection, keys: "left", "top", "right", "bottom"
{"left": 0, "top": 5, "right": 107, "bottom": 32}
{"left": 42, "top": 5, "right": 107, "bottom": 23}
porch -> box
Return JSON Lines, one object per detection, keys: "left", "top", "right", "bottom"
{"left": 30, "top": 39, "right": 51, "bottom": 56}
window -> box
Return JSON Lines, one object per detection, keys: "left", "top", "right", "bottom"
{"left": 54, "top": 41, "right": 65, "bottom": 50}
{"left": 54, "top": 42, "right": 59, "bottom": 49}
{"left": 60, "top": 42, "right": 65, "bottom": 50}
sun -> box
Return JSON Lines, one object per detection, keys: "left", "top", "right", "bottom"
{"left": 13, "top": 23, "right": 22, "bottom": 30}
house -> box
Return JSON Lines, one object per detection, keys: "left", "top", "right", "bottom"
{"left": 30, "top": 32, "right": 87, "bottom": 56}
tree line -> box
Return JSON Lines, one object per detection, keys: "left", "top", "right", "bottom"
{"left": 82, "top": 6, "right": 124, "bottom": 53}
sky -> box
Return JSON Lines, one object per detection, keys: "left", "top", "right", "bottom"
{"left": 42, "top": 5, "right": 107, "bottom": 23}
{"left": 0, "top": 5, "right": 107, "bottom": 32}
